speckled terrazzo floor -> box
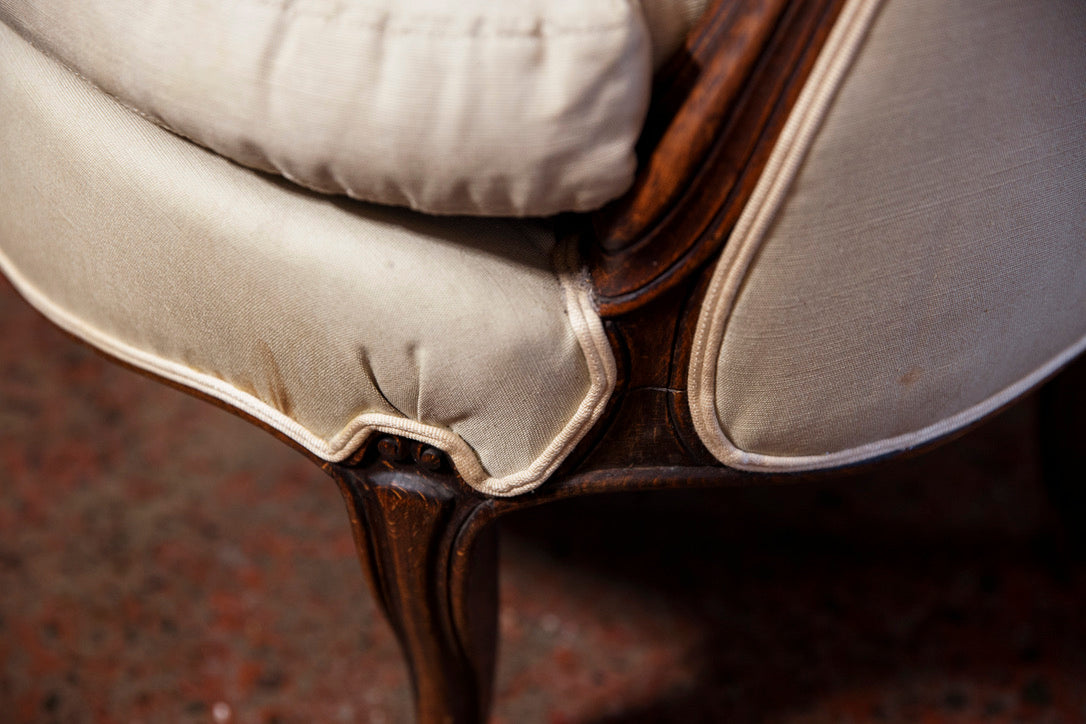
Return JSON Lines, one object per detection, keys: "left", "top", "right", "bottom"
{"left": 3, "top": 276, "right": 1086, "bottom": 724}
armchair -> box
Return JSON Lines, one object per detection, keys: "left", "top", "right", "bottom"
{"left": 2, "top": 0, "right": 1083, "bottom": 722}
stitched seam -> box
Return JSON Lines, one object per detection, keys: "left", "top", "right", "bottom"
{"left": 5, "top": 24, "right": 154, "bottom": 125}
{"left": 1, "top": 13, "right": 641, "bottom": 216}
{"left": 1, "top": 19, "right": 225, "bottom": 159}
{"left": 241, "top": 0, "right": 634, "bottom": 36}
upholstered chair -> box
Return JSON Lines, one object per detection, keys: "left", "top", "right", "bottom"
{"left": 2, "top": 0, "right": 1083, "bottom": 721}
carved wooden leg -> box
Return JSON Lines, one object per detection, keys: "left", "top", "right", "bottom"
{"left": 327, "top": 436, "right": 498, "bottom": 724}
{"left": 1039, "top": 353, "right": 1086, "bottom": 548}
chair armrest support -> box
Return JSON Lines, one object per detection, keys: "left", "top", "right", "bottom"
{"left": 588, "top": 0, "right": 847, "bottom": 315}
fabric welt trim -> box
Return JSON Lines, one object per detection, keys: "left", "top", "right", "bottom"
{"left": 0, "top": 236, "right": 615, "bottom": 496}
{"left": 688, "top": 0, "right": 1086, "bottom": 472}
{"left": 688, "top": 0, "right": 883, "bottom": 470}
{"left": 0, "top": 21, "right": 617, "bottom": 498}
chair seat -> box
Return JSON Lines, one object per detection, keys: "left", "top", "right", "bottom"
{"left": 0, "top": 22, "right": 615, "bottom": 497}
{"left": 0, "top": 0, "right": 707, "bottom": 217}
{"left": 2, "top": 0, "right": 1083, "bottom": 497}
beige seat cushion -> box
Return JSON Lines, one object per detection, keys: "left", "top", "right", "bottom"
{"left": 0, "top": 22, "right": 616, "bottom": 497}
{"left": 0, "top": 0, "right": 707, "bottom": 218}
{"left": 690, "top": 0, "right": 1086, "bottom": 471}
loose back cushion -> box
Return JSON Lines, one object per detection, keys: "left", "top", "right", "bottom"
{"left": 0, "top": 0, "right": 707, "bottom": 217}
{"left": 0, "top": 22, "right": 616, "bottom": 497}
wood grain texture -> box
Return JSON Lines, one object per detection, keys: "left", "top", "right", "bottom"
{"left": 595, "top": 0, "right": 790, "bottom": 250}
{"left": 328, "top": 437, "right": 498, "bottom": 724}
{"left": 589, "top": 0, "right": 848, "bottom": 314}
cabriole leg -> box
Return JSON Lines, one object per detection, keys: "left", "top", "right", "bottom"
{"left": 328, "top": 436, "right": 498, "bottom": 724}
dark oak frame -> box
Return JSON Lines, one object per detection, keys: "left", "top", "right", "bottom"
{"left": 8, "top": 1, "right": 1082, "bottom": 722}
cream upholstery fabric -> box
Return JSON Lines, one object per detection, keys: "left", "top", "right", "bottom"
{"left": 0, "top": 0, "right": 706, "bottom": 218}
{"left": 0, "top": 22, "right": 616, "bottom": 497}
{"left": 690, "top": 0, "right": 1086, "bottom": 471}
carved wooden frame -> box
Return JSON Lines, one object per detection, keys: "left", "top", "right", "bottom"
{"left": 319, "top": 1, "right": 1084, "bottom": 719}
{"left": 321, "top": 2, "right": 860, "bottom": 721}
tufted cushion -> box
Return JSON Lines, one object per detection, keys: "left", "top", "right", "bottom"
{"left": 0, "top": 22, "right": 616, "bottom": 497}
{"left": 689, "top": 0, "right": 1086, "bottom": 471}
{"left": 0, "top": 0, "right": 707, "bottom": 218}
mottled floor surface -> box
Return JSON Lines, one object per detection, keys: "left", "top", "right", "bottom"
{"left": 2, "top": 277, "right": 1086, "bottom": 724}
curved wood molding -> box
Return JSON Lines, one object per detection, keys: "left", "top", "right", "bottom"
{"left": 589, "top": 0, "right": 847, "bottom": 314}
{"left": 593, "top": 0, "right": 790, "bottom": 250}
{"left": 329, "top": 436, "right": 498, "bottom": 724}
